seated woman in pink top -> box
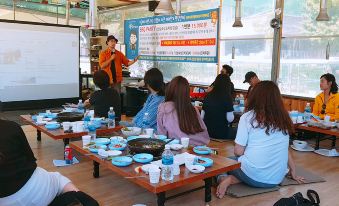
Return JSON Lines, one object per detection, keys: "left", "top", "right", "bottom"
{"left": 157, "top": 76, "right": 210, "bottom": 146}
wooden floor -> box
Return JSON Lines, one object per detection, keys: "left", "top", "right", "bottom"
{"left": 22, "top": 125, "right": 339, "bottom": 206}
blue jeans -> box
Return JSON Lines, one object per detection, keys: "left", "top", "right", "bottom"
{"left": 219, "top": 156, "right": 277, "bottom": 188}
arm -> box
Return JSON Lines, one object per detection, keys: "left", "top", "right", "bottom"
{"left": 145, "top": 96, "right": 164, "bottom": 129}
{"left": 234, "top": 113, "right": 249, "bottom": 156}
{"left": 127, "top": 56, "right": 139, "bottom": 66}
{"left": 156, "top": 104, "right": 168, "bottom": 135}
{"left": 234, "top": 143, "right": 245, "bottom": 156}
{"left": 206, "top": 86, "right": 213, "bottom": 93}
{"left": 312, "top": 96, "right": 320, "bottom": 117}
{"left": 288, "top": 152, "right": 305, "bottom": 183}
{"left": 226, "top": 112, "right": 234, "bottom": 123}
{"left": 84, "top": 99, "right": 91, "bottom": 108}
{"left": 132, "top": 95, "right": 150, "bottom": 126}
{"left": 335, "top": 95, "right": 339, "bottom": 121}
{"left": 201, "top": 110, "right": 205, "bottom": 119}
{"left": 99, "top": 52, "right": 114, "bottom": 69}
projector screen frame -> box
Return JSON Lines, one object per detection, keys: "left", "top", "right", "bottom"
{"left": 0, "top": 19, "right": 81, "bottom": 111}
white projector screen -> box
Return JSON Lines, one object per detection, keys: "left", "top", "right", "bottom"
{"left": 0, "top": 21, "right": 80, "bottom": 103}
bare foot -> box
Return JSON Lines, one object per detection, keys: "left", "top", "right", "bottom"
{"left": 216, "top": 177, "right": 230, "bottom": 199}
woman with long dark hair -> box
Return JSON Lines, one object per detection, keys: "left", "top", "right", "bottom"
{"left": 123, "top": 68, "right": 165, "bottom": 130}
{"left": 202, "top": 74, "right": 235, "bottom": 139}
{"left": 312, "top": 73, "right": 339, "bottom": 121}
{"left": 216, "top": 81, "right": 304, "bottom": 198}
{"left": 157, "top": 76, "right": 210, "bottom": 146}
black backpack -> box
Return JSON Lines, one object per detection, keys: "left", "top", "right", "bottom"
{"left": 273, "top": 190, "right": 320, "bottom": 206}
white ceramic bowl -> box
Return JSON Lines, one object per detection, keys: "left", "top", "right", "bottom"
{"left": 121, "top": 127, "right": 142, "bottom": 136}
{"left": 293, "top": 140, "right": 307, "bottom": 149}
{"left": 170, "top": 144, "right": 183, "bottom": 150}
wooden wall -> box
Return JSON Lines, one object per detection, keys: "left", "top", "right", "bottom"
{"left": 190, "top": 85, "right": 315, "bottom": 113}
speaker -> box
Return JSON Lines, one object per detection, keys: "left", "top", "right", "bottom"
{"left": 148, "top": 0, "right": 159, "bottom": 12}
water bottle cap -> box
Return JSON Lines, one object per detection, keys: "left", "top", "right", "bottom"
{"left": 79, "top": 99, "right": 82, "bottom": 103}
{"left": 110, "top": 107, "right": 113, "bottom": 110}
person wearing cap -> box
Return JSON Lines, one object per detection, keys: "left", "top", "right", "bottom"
{"left": 243, "top": 71, "right": 260, "bottom": 98}
{"left": 99, "top": 35, "right": 139, "bottom": 93}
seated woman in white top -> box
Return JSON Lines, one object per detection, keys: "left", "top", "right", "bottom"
{"left": 216, "top": 81, "right": 305, "bottom": 199}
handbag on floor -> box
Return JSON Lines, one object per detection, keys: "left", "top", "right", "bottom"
{"left": 273, "top": 190, "right": 320, "bottom": 206}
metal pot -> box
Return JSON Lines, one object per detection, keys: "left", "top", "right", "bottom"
{"left": 57, "top": 112, "right": 83, "bottom": 122}
{"left": 127, "top": 138, "right": 166, "bottom": 157}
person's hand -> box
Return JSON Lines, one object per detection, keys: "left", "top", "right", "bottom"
{"left": 110, "top": 53, "right": 116, "bottom": 61}
{"left": 288, "top": 169, "right": 305, "bottom": 184}
{"left": 134, "top": 55, "right": 140, "bottom": 62}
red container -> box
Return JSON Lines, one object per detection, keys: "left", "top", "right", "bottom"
{"left": 64, "top": 145, "right": 73, "bottom": 164}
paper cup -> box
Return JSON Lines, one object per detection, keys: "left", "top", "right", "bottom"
{"left": 194, "top": 101, "right": 200, "bottom": 106}
{"left": 62, "top": 122, "right": 71, "bottom": 131}
{"left": 173, "top": 161, "right": 180, "bottom": 176}
{"left": 324, "top": 115, "right": 331, "bottom": 122}
{"left": 239, "top": 107, "right": 245, "bottom": 113}
{"left": 297, "top": 116, "right": 304, "bottom": 123}
{"left": 181, "top": 137, "right": 189, "bottom": 148}
{"left": 291, "top": 116, "right": 297, "bottom": 124}
{"left": 185, "top": 156, "right": 195, "bottom": 168}
{"left": 82, "top": 135, "right": 91, "bottom": 147}
{"left": 145, "top": 128, "right": 154, "bottom": 137}
{"left": 149, "top": 168, "right": 161, "bottom": 184}
{"left": 76, "top": 122, "right": 84, "bottom": 132}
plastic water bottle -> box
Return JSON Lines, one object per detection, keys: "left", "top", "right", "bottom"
{"left": 88, "top": 125, "right": 96, "bottom": 142}
{"left": 161, "top": 145, "right": 174, "bottom": 181}
{"left": 142, "top": 112, "right": 150, "bottom": 128}
{"left": 234, "top": 95, "right": 240, "bottom": 105}
{"left": 304, "top": 103, "right": 312, "bottom": 122}
{"left": 83, "top": 110, "right": 91, "bottom": 130}
{"left": 239, "top": 94, "right": 245, "bottom": 107}
{"left": 108, "top": 107, "right": 116, "bottom": 128}
{"left": 77, "top": 99, "right": 84, "bottom": 112}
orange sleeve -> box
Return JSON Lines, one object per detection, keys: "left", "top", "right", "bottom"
{"left": 335, "top": 94, "right": 339, "bottom": 121}
{"left": 99, "top": 51, "right": 106, "bottom": 69}
{"left": 121, "top": 53, "right": 130, "bottom": 66}
{"left": 312, "top": 95, "right": 321, "bottom": 117}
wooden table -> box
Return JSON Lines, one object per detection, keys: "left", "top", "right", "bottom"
{"left": 70, "top": 140, "right": 240, "bottom": 206}
{"left": 20, "top": 115, "right": 123, "bottom": 147}
{"left": 295, "top": 124, "right": 338, "bottom": 149}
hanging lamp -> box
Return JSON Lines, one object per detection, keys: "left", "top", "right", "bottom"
{"left": 316, "top": 0, "right": 330, "bottom": 21}
{"left": 154, "top": 0, "right": 175, "bottom": 15}
{"left": 233, "top": 0, "right": 243, "bottom": 27}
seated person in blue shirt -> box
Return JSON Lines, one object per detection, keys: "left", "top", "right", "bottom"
{"left": 216, "top": 81, "right": 305, "bottom": 199}
{"left": 121, "top": 68, "right": 165, "bottom": 130}
{"left": 202, "top": 74, "right": 235, "bottom": 139}
{"left": 84, "top": 70, "right": 121, "bottom": 120}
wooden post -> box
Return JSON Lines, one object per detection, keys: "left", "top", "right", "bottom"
{"left": 271, "top": 0, "right": 284, "bottom": 83}
{"left": 216, "top": 0, "right": 223, "bottom": 75}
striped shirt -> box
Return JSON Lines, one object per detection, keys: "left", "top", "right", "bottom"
{"left": 133, "top": 93, "right": 165, "bottom": 130}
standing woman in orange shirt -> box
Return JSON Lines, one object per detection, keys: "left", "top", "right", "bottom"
{"left": 312, "top": 73, "right": 339, "bottom": 121}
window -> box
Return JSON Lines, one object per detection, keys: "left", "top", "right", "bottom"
{"left": 278, "top": 0, "right": 339, "bottom": 97}
{"left": 221, "top": 39, "right": 273, "bottom": 90}
{"left": 220, "top": 0, "right": 274, "bottom": 89}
